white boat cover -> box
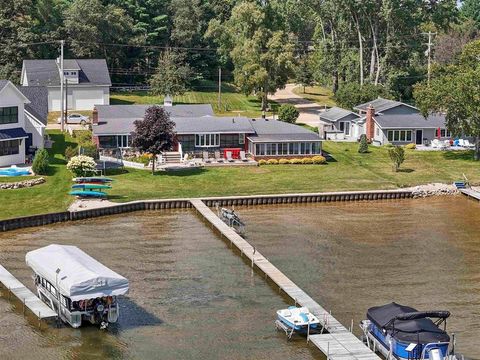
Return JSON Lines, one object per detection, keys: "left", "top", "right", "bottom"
{"left": 25, "top": 244, "right": 129, "bottom": 301}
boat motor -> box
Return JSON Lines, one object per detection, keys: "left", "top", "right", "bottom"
{"left": 428, "top": 348, "right": 443, "bottom": 360}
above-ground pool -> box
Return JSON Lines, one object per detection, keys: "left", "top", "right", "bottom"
{"left": 0, "top": 166, "right": 31, "bottom": 176}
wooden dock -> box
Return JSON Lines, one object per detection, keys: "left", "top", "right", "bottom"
{"left": 190, "top": 199, "right": 380, "bottom": 360}
{"left": 460, "top": 188, "right": 480, "bottom": 201}
{"left": 0, "top": 264, "right": 57, "bottom": 320}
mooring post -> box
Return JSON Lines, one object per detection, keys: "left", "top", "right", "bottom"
{"left": 327, "top": 342, "right": 330, "bottom": 360}
{"left": 350, "top": 319, "right": 354, "bottom": 332}
{"left": 23, "top": 298, "right": 25, "bottom": 316}
{"left": 38, "top": 312, "right": 41, "bottom": 329}
{"left": 8, "top": 286, "right": 10, "bottom": 300}
{"left": 251, "top": 247, "right": 255, "bottom": 268}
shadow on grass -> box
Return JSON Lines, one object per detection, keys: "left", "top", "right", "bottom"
{"left": 110, "top": 98, "right": 135, "bottom": 105}
{"left": 153, "top": 168, "right": 207, "bottom": 177}
{"left": 442, "top": 150, "right": 475, "bottom": 161}
{"left": 397, "top": 168, "right": 415, "bottom": 173}
{"left": 105, "top": 168, "right": 130, "bottom": 176}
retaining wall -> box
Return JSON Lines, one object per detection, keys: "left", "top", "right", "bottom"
{"left": 0, "top": 190, "right": 412, "bottom": 232}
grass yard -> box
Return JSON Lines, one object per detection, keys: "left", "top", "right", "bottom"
{"left": 111, "top": 81, "right": 279, "bottom": 118}
{"left": 292, "top": 85, "right": 337, "bottom": 107}
{"left": 1, "top": 133, "right": 479, "bottom": 220}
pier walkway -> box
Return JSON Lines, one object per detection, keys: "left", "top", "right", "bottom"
{"left": 460, "top": 188, "right": 480, "bottom": 201}
{"left": 190, "top": 199, "right": 380, "bottom": 360}
{"left": 0, "top": 264, "right": 57, "bottom": 320}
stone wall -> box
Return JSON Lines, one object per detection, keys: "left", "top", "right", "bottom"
{"left": 0, "top": 177, "right": 46, "bottom": 190}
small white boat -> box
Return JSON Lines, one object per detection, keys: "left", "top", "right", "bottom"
{"left": 276, "top": 306, "right": 320, "bottom": 335}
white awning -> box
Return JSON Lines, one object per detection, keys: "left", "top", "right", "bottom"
{"left": 26, "top": 244, "right": 129, "bottom": 301}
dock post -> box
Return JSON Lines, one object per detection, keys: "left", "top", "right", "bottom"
{"left": 8, "top": 286, "right": 10, "bottom": 300}
{"left": 38, "top": 312, "right": 41, "bottom": 329}
{"left": 327, "top": 342, "right": 330, "bottom": 360}
{"left": 350, "top": 319, "right": 354, "bottom": 332}
{"left": 251, "top": 247, "right": 255, "bottom": 268}
{"left": 23, "top": 298, "right": 25, "bottom": 316}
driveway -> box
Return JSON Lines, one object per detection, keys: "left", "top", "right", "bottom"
{"left": 269, "top": 84, "right": 328, "bottom": 128}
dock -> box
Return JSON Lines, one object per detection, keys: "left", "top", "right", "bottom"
{"left": 190, "top": 199, "right": 380, "bottom": 360}
{"left": 0, "top": 264, "right": 57, "bottom": 320}
{"left": 460, "top": 188, "right": 480, "bottom": 201}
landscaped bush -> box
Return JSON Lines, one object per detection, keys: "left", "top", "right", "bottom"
{"left": 404, "top": 143, "right": 416, "bottom": 149}
{"left": 388, "top": 146, "right": 405, "bottom": 172}
{"left": 67, "top": 155, "right": 97, "bottom": 177}
{"left": 278, "top": 104, "right": 300, "bottom": 123}
{"left": 358, "top": 134, "right": 369, "bottom": 153}
{"left": 32, "top": 149, "right": 50, "bottom": 175}
{"left": 125, "top": 154, "right": 152, "bottom": 165}
{"left": 290, "top": 158, "right": 303, "bottom": 164}
{"left": 258, "top": 159, "right": 267, "bottom": 165}
{"left": 302, "top": 158, "right": 314, "bottom": 164}
{"left": 267, "top": 159, "right": 279, "bottom": 165}
{"left": 64, "top": 146, "right": 78, "bottom": 161}
{"left": 311, "top": 155, "right": 327, "bottom": 164}
{"left": 278, "top": 159, "right": 290, "bottom": 164}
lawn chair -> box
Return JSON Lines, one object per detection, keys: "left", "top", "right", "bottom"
{"left": 203, "top": 151, "right": 212, "bottom": 163}
{"left": 226, "top": 151, "right": 234, "bottom": 162}
{"left": 464, "top": 139, "right": 475, "bottom": 148}
{"left": 459, "top": 139, "right": 466, "bottom": 147}
{"left": 431, "top": 139, "right": 440, "bottom": 149}
{"left": 214, "top": 151, "right": 224, "bottom": 163}
{"left": 240, "top": 151, "right": 248, "bottom": 162}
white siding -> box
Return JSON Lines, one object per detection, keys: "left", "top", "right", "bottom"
{"left": 48, "top": 86, "right": 110, "bottom": 111}
{"left": 0, "top": 147, "right": 25, "bottom": 167}
{"left": 24, "top": 112, "right": 45, "bottom": 149}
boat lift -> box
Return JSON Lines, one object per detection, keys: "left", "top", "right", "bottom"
{"left": 216, "top": 204, "right": 245, "bottom": 234}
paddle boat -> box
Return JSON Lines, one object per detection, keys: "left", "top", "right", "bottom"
{"left": 26, "top": 244, "right": 129, "bottom": 329}
{"left": 69, "top": 190, "right": 107, "bottom": 198}
{"left": 275, "top": 306, "right": 320, "bottom": 339}
{"left": 360, "top": 302, "right": 458, "bottom": 360}
{"left": 73, "top": 177, "right": 113, "bottom": 184}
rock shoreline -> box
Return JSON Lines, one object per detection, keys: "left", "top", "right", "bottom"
{"left": 0, "top": 177, "right": 45, "bottom": 190}
{"left": 409, "top": 183, "right": 459, "bottom": 198}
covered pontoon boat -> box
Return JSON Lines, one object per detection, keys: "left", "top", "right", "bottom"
{"left": 26, "top": 244, "right": 129, "bottom": 329}
{"left": 360, "top": 302, "right": 457, "bottom": 360}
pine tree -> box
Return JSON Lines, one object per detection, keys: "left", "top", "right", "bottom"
{"left": 358, "top": 134, "right": 369, "bottom": 153}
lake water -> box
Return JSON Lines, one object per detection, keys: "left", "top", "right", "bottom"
{"left": 0, "top": 196, "right": 478, "bottom": 359}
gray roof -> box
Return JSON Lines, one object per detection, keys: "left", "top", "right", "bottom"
{"left": 23, "top": 59, "right": 111, "bottom": 86}
{"left": 96, "top": 104, "right": 214, "bottom": 120}
{"left": 17, "top": 86, "right": 48, "bottom": 125}
{"left": 355, "top": 98, "right": 404, "bottom": 113}
{"left": 320, "top": 107, "right": 361, "bottom": 122}
{"left": 248, "top": 119, "right": 321, "bottom": 142}
{"left": 0, "top": 80, "right": 9, "bottom": 92}
{"left": 375, "top": 113, "right": 446, "bottom": 129}
{"left": 175, "top": 117, "right": 253, "bottom": 134}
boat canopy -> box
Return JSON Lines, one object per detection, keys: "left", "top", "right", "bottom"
{"left": 367, "top": 302, "right": 450, "bottom": 344}
{"left": 26, "top": 244, "right": 129, "bottom": 301}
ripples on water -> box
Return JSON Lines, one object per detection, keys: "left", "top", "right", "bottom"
{"left": 0, "top": 211, "right": 321, "bottom": 360}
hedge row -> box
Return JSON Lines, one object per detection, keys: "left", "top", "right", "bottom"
{"left": 258, "top": 156, "right": 327, "bottom": 165}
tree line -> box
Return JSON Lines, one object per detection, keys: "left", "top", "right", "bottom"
{"left": 1, "top": 0, "right": 480, "bottom": 106}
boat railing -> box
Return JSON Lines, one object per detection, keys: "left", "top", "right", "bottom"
{"left": 419, "top": 342, "right": 454, "bottom": 360}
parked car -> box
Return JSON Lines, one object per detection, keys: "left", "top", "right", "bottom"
{"left": 57, "top": 113, "right": 90, "bottom": 125}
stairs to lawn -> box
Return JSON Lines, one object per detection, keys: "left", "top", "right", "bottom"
{"left": 163, "top": 152, "right": 182, "bottom": 164}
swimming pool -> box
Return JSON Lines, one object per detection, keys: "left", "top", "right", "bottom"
{"left": 0, "top": 166, "right": 31, "bottom": 176}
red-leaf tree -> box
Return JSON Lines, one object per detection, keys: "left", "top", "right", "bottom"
{"left": 132, "top": 106, "right": 176, "bottom": 174}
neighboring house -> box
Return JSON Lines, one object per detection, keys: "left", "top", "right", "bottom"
{"left": 321, "top": 98, "right": 449, "bottom": 146}
{"left": 0, "top": 80, "right": 47, "bottom": 167}
{"left": 21, "top": 59, "right": 111, "bottom": 111}
{"left": 320, "top": 107, "right": 363, "bottom": 141}
{"left": 92, "top": 102, "right": 322, "bottom": 159}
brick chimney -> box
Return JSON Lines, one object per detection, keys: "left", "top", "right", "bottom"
{"left": 366, "top": 104, "right": 375, "bottom": 141}
{"left": 92, "top": 107, "right": 98, "bottom": 125}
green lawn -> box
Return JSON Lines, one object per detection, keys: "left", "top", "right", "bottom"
{"left": 292, "top": 85, "right": 337, "bottom": 107}
{"left": 1, "top": 134, "right": 478, "bottom": 220}
{"left": 111, "top": 82, "right": 278, "bottom": 118}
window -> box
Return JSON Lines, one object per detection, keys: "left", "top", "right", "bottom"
{"left": 255, "top": 143, "right": 265, "bottom": 155}
{"left": 117, "top": 135, "right": 130, "bottom": 148}
{"left": 440, "top": 129, "right": 451, "bottom": 138}
{"left": 0, "top": 139, "right": 20, "bottom": 156}
{"left": 339, "top": 121, "right": 351, "bottom": 135}
{"left": 0, "top": 106, "right": 18, "bottom": 124}
{"left": 387, "top": 130, "right": 413, "bottom": 142}
{"left": 195, "top": 134, "right": 220, "bottom": 147}
{"left": 376, "top": 126, "right": 380, "bottom": 136}
{"left": 99, "top": 136, "right": 117, "bottom": 148}
{"left": 239, "top": 134, "right": 245, "bottom": 145}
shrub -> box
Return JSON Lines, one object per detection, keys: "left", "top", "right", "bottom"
{"left": 404, "top": 143, "right": 416, "bottom": 150}
{"left": 258, "top": 159, "right": 267, "bottom": 165}
{"left": 32, "top": 149, "right": 50, "bottom": 175}
{"left": 388, "top": 146, "right": 405, "bottom": 172}
{"left": 64, "top": 146, "right": 78, "bottom": 161}
{"left": 278, "top": 158, "right": 290, "bottom": 164}
{"left": 125, "top": 154, "right": 152, "bottom": 165}
{"left": 267, "top": 159, "right": 278, "bottom": 165}
{"left": 358, "top": 134, "right": 369, "bottom": 153}
{"left": 312, "top": 155, "right": 327, "bottom": 164}
{"left": 278, "top": 104, "right": 300, "bottom": 123}
{"left": 80, "top": 143, "right": 99, "bottom": 159}
{"left": 384, "top": 143, "right": 394, "bottom": 148}
{"left": 302, "top": 158, "right": 314, "bottom": 164}
{"left": 67, "top": 155, "right": 97, "bottom": 177}
{"left": 290, "top": 158, "right": 303, "bottom": 164}
{"left": 73, "top": 130, "right": 92, "bottom": 145}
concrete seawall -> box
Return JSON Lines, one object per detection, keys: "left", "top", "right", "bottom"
{"left": 0, "top": 189, "right": 413, "bottom": 232}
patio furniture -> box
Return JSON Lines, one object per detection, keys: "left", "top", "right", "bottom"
{"left": 240, "top": 151, "right": 248, "bottom": 162}
{"left": 223, "top": 148, "right": 241, "bottom": 159}
{"left": 214, "top": 151, "right": 224, "bottom": 163}
{"left": 464, "top": 139, "right": 475, "bottom": 148}
{"left": 459, "top": 139, "right": 466, "bottom": 147}
{"left": 203, "top": 151, "right": 212, "bottom": 163}
{"left": 431, "top": 139, "right": 441, "bottom": 149}
{"left": 226, "top": 151, "right": 234, "bottom": 162}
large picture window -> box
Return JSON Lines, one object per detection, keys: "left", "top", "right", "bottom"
{"left": 387, "top": 130, "right": 412, "bottom": 142}
{"left": 195, "top": 134, "right": 220, "bottom": 147}
{"left": 254, "top": 142, "right": 321, "bottom": 156}
{"left": 0, "top": 139, "right": 20, "bottom": 156}
{"left": 440, "top": 129, "right": 451, "bottom": 138}
{"left": 0, "top": 107, "right": 18, "bottom": 124}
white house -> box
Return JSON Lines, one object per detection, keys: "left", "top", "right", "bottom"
{"left": 20, "top": 59, "right": 111, "bottom": 112}
{"left": 0, "top": 80, "right": 47, "bottom": 167}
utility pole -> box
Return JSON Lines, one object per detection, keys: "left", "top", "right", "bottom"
{"left": 218, "top": 67, "right": 222, "bottom": 110}
{"left": 423, "top": 32, "right": 436, "bottom": 86}
{"left": 59, "top": 40, "right": 65, "bottom": 132}
{"left": 64, "top": 78, "right": 68, "bottom": 125}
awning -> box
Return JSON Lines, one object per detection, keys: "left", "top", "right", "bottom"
{"left": 26, "top": 244, "right": 129, "bottom": 301}
{"left": 0, "top": 128, "right": 29, "bottom": 141}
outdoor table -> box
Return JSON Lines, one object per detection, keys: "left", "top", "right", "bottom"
{"left": 223, "top": 148, "right": 242, "bottom": 159}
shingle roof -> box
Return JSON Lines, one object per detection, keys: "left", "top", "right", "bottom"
{"left": 320, "top": 107, "right": 361, "bottom": 122}
{"left": 355, "top": 98, "right": 404, "bottom": 113}
{"left": 0, "top": 80, "right": 9, "bottom": 92}
{"left": 64, "top": 60, "right": 81, "bottom": 70}
{"left": 175, "top": 117, "right": 253, "bottom": 134}
{"left": 0, "top": 128, "right": 29, "bottom": 140}
{"left": 374, "top": 113, "right": 446, "bottom": 129}
{"left": 17, "top": 86, "right": 48, "bottom": 125}
{"left": 248, "top": 119, "right": 321, "bottom": 142}
{"left": 95, "top": 104, "right": 214, "bottom": 120}
{"left": 23, "top": 59, "right": 111, "bottom": 86}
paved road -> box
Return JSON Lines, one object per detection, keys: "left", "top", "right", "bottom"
{"left": 269, "top": 84, "right": 327, "bottom": 128}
